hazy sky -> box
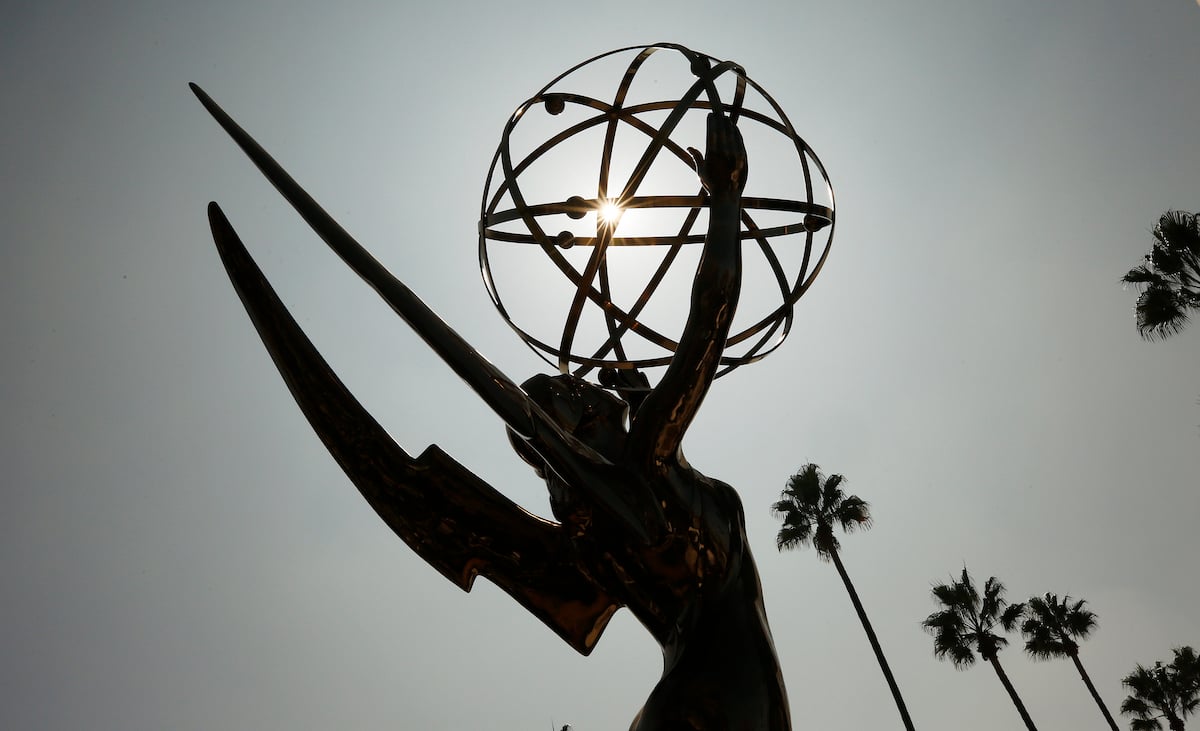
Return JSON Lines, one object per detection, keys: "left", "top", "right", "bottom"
{"left": 3, "top": 2, "right": 1199, "bottom": 730}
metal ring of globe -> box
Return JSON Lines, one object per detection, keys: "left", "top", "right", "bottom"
{"left": 478, "top": 43, "right": 835, "bottom": 384}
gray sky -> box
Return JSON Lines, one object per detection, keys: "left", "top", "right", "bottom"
{"left": 3, "top": 1, "right": 1199, "bottom": 729}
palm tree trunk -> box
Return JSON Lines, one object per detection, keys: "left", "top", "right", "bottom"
{"left": 828, "top": 548, "right": 917, "bottom": 731}
{"left": 987, "top": 654, "right": 1039, "bottom": 731}
{"left": 1068, "top": 652, "right": 1118, "bottom": 731}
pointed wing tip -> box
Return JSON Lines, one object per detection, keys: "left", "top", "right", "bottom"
{"left": 205, "top": 203, "right": 245, "bottom": 267}
{"left": 188, "top": 82, "right": 208, "bottom": 103}
{"left": 206, "top": 201, "right": 229, "bottom": 233}
{"left": 189, "top": 83, "right": 227, "bottom": 124}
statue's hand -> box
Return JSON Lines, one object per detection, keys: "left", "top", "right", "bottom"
{"left": 687, "top": 113, "right": 748, "bottom": 199}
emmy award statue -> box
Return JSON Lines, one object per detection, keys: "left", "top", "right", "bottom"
{"left": 193, "top": 43, "right": 834, "bottom": 730}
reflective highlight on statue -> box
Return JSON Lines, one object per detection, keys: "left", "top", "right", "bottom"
{"left": 193, "top": 43, "right": 833, "bottom": 731}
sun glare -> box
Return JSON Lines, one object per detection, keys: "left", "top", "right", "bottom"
{"left": 598, "top": 200, "right": 623, "bottom": 225}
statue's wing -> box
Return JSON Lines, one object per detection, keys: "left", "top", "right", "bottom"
{"left": 207, "top": 203, "right": 619, "bottom": 655}
{"left": 190, "top": 83, "right": 652, "bottom": 542}
{"left": 187, "top": 84, "right": 541, "bottom": 439}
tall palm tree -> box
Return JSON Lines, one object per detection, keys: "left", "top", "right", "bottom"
{"left": 922, "top": 568, "right": 1037, "bottom": 731}
{"left": 1122, "top": 209, "right": 1200, "bottom": 339}
{"left": 1122, "top": 646, "right": 1200, "bottom": 731}
{"left": 771, "top": 464, "right": 916, "bottom": 731}
{"left": 1018, "top": 593, "right": 1118, "bottom": 730}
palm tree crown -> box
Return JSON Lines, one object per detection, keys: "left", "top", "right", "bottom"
{"left": 770, "top": 463, "right": 871, "bottom": 559}
{"left": 1019, "top": 593, "right": 1096, "bottom": 659}
{"left": 922, "top": 568, "right": 1025, "bottom": 666}
{"left": 923, "top": 568, "right": 1037, "bottom": 730}
{"left": 1122, "top": 646, "right": 1200, "bottom": 731}
{"left": 1123, "top": 209, "right": 1200, "bottom": 339}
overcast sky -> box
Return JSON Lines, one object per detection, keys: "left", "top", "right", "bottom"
{"left": 3, "top": 1, "right": 1199, "bottom": 730}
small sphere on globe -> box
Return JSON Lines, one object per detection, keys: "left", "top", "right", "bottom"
{"left": 478, "top": 43, "right": 834, "bottom": 384}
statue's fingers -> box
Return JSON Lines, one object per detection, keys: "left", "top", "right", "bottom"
{"left": 706, "top": 112, "right": 727, "bottom": 152}
{"left": 712, "top": 111, "right": 731, "bottom": 133}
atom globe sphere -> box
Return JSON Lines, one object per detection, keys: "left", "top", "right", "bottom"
{"left": 478, "top": 43, "right": 835, "bottom": 385}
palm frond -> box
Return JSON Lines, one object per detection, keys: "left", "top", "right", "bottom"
{"left": 1171, "top": 645, "right": 1199, "bottom": 676}
{"left": 1154, "top": 210, "right": 1200, "bottom": 256}
{"left": 955, "top": 566, "right": 974, "bottom": 607}
{"left": 1062, "top": 598, "right": 1097, "bottom": 638}
{"left": 836, "top": 495, "right": 873, "bottom": 532}
{"left": 1124, "top": 264, "right": 1164, "bottom": 286}
{"left": 923, "top": 605, "right": 962, "bottom": 625}
{"left": 980, "top": 576, "right": 1007, "bottom": 623}
{"left": 821, "top": 472, "right": 845, "bottom": 508}
{"left": 1151, "top": 242, "right": 1187, "bottom": 275}
{"left": 785, "top": 464, "right": 824, "bottom": 505}
{"left": 769, "top": 495, "right": 807, "bottom": 522}
{"left": 1135, "top": 283, "right": 1190, "bottom": 340}
{"left": 1124, "top": 664, "right": 1168, "bottom": 701}
{"left": 999, "top": 601, "right": 1025, "bottom": 633}
{"left": 946, "top": 642, "right": 976, "bottom": 669}
{"left": 775, "top": 523, "right": 813, "bottom": 552}
{"left": 930, "top": 582, "right": 964, "bottom": 608}
{"left": 923, "top": 610, "right": 976, "bottom": 669}
{"left": 1022, "top": 619, "right": 1068, "bottom": 660}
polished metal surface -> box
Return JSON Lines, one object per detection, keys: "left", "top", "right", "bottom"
{"left": 193, "top": 44, "right": 831, "bottom": 730}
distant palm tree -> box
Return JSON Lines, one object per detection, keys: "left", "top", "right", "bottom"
{"left": 922, "top": 568, "right": 1037, "bottom": 731}
{"left": 1018, "top": 593, "right": 1118, "bottom": 730}
{"left": 1122, "top": 646, "right": 1200, "bottom": 731}
{"left": 1122, "top": 210, "right": 1200, "bottom": 339}
{"left": 771, "top": 464, "right": 916, "bottom": 731}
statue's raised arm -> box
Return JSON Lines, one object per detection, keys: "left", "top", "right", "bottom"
{"left": 628, "top": 112, "right": 748, "bottom": 465}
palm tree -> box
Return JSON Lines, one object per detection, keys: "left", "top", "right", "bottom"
{"left": 1122, "top": 646, "right": 1200, "bottom": 731}
{"left": 1122, "top": 210, "right": 1200, "bottom": 339}
{"left": 922, "top": 568, "right": 1037, "bottom": 731}
{"left": 1018, "top": 593, "right": 1118, "bottom": 730}
{"left": 771, "top": 464, "right": 916, "bottom": 731}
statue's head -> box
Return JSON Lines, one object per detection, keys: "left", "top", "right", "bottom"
{"left": 508, "top": 372, "right": 631, "bottom": 489}
{"left": 517, "top": 373, "right": 629, "bottom": 461}
{"left": 506, "top": 373, "right": 633, "bottom": 526}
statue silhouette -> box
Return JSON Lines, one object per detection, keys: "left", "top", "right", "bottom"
{"left": 194, "top": 82, "right": 790, "bottom": 730}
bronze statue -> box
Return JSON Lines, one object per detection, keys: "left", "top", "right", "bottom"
{"left": 193, "top": 45, "right": 832, "bottom": 731}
